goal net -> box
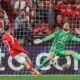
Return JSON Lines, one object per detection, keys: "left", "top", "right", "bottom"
{"left": 0, "top": 0, "right": 80, "bottom": 75}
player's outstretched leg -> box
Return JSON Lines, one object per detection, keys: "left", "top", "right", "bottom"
{"left": 35, "top": 52, "right": 54, "bottom": 71}
{"left": 23, "top": 61, "right": 42, "bottom": 76}
{"left": 34, "top": 69, "right": 42, "bottom": 76}
{"left": 66, "top": 50, "right": 80, "bottom": 60}
{"left": 25, "top": 54, "right": 33, "bottom": 66}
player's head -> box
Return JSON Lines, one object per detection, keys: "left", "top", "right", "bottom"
{"left": 63, "top": 23, "right": 70, "bottom": 32}
{"left": 67, "top": 3, "right": 72, "bottom": 9}
{"left": 4, "top": 25, "right": 11, "bottom": 33}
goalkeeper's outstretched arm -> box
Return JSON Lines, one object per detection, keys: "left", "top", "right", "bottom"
{"left": 34, "top": 30, "right": 60, "bottom": 44}
{"left": 72, "top": 36, "right": 80, "bottom": 42}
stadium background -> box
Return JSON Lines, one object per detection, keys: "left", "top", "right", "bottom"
{"left": 0, "top": 0, "right": 80, "bottom": 80}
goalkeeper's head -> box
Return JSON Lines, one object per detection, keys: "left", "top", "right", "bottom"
{"left": 63, "top": 23, "right": 70, "bottom": 32}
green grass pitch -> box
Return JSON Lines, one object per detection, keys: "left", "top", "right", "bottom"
{"left": 0, "top": 75, "right": 80, "bottom": 80}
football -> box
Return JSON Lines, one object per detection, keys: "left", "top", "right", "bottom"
{"left": 49, "top": 59, "right": 56, "bottom": 66}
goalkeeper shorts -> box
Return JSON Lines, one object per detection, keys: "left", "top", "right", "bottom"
{"left": 14, "top": 52, "right": 26, "bottom": 64}
{"left": 50, "top": 49, "right": 67, "bottom": 57}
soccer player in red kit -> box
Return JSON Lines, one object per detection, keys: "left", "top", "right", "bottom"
{"left": 2, "top": 25, "right": 41, "bottom": 76}
{"left": 62, "top": 3, "right": 74, "bottom": 18}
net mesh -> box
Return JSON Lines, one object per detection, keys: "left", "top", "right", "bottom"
{"left": 0, "top": 0, "right": 80, "bottom": 75}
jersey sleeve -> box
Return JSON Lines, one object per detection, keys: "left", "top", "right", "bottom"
{"left": 71, "top": 35, "right": 80, "bottom": 42}
{"left": 69, "top": 33, "right": 80, "bottom": 42}
{"left": 42, "top": 30, "right": 60, "bottom": 42}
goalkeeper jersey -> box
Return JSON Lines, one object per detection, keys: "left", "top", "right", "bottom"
{"left": 42, "top": 30, "right": 80, "bottom": 51}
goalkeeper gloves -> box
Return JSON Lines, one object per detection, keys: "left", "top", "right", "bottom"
{"left": 34, "top": 39, "right": 42, "bottom": 44}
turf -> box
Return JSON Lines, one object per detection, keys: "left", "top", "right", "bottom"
{"left": 0, "top": 75, "right": 80, "bottom": 80}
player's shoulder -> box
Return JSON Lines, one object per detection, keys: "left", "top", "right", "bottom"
{"left": 69, "top": 33, "right": 74, "bottom": 37}
{"left": 2, "top": 33, "right": 7, "bottom": 39}
{"left": 2, "top": 33, "right": 10, "bottom": 40}
{"left": 52, "top": 30, "right": 61, "bottom": 35}
{"left": 54, "top": 30, "right": 62, "bottom": 33}
{"left": 67, "top": 32, "right": 74, "bottom": 39}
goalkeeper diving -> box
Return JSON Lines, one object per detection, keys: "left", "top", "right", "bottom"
{"left": 34, "top": 23, "right": 80, "bottom": 70}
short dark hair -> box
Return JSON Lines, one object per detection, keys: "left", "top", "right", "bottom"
{"left": 4, "top": 25, "right": 10, "bottom": 31}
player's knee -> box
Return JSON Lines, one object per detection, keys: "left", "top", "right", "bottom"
{"left": 48, "top": 52, "right": 53, "bottom": 60}
{"left": 48, "top": 56, "right": 53, "bottom": 60}
{"left": 67, "top": 50, "right": 76, "bottom": 55}
{"left": 69, "top": 50, "right": 75, "bottom": 55}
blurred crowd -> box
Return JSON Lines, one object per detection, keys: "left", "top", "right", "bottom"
{"left": 0, "top": 0, "right": 80, "bottom": 45}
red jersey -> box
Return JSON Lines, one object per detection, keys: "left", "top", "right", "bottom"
{"left": 62, "top": 9, "right": 74, "bottom": 18}
{"left": 72, "top": 4, "right": 80, "bottom": 11}
{"left": 72, "top": 4, "right": 80, "bottom": 17}
{"left": 2, "top": 33, "right": 28, "bottom": 57}
{"left": 56, "top": 3, "right": 67, "bottom": 14}
{"left": 56, "top": 3, "right": 67, "bottom": 10}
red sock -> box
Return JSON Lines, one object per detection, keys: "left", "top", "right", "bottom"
{"left": 30, "top": 64, "right": 33, "bottom": 67}
{"left": 27, "top": 66, "right": 34, "bottom": 72}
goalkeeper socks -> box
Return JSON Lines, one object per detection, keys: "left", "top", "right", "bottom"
{"left": 40, "top": 58, "right": 50, "bottom": 68}
{"left": 72, "top": 53, "right": 80, "bottom": 60}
